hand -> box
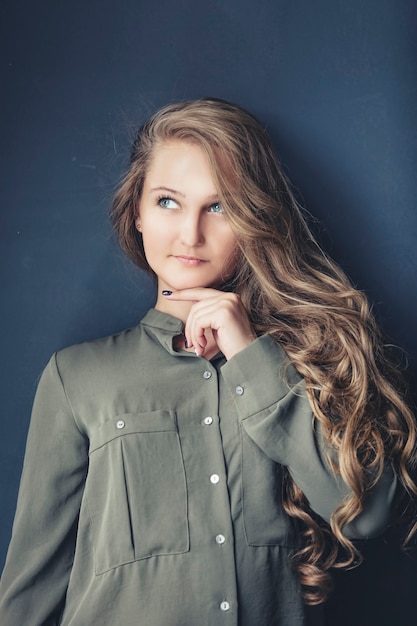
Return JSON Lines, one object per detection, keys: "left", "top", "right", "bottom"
{"left": 163, "top": 288, "right": 257, "bottom": 360}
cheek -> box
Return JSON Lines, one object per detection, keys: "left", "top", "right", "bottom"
{"left": 141, "top": 220, "right": 176, "bottom": 266}
{"left": 140, "top": 227, "right": 157, "bottom": 260}
{"left": 142, "top": 219, "right": 170, "bottom": 245}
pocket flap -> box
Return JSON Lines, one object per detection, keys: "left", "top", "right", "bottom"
{"left": 90, "top": 410, "right": 177, "bottom": 453}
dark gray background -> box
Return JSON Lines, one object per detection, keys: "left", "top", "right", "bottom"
{"left": 1, "top": 1, "right": 416, "bottom": 624}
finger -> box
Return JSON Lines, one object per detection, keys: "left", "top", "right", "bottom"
{"left": 184, "top": 296, "right": 256, "bottom": 360}
{"left": 185, "top": 299, "right": 231, "bottom": 356}
{"left": 162, "top": 287, "right": 223, "bottom": 302}
{"left": 184, "top": 305, "right": 214, "bottom": 356}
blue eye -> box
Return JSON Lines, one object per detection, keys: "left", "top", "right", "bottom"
{"left": 209, "top": 202, "right": 223, "bottom": 214}
{"left": 158, "top": 197, "right": 179, "bottom": 209}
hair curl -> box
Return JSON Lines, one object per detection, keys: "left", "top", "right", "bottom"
{"left": 111, "top": 98, "right": 417, "bottom": 604}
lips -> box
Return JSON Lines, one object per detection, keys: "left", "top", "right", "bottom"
{"left": 174, "top": 255, "right": 206, "bottom": 266}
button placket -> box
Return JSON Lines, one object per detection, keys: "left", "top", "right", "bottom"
{"left": 199, "top": 362, "right": 235, "bottom": 616}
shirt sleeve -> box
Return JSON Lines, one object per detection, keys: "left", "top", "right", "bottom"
{"left": 221, "top": 334, "right": 397, "bottom": 539}
{"left": 0, "top": 353, "right": 88, "bottom": 626}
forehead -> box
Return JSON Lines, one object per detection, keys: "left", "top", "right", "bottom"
{"left": 144, "top": 140, "right": 217, "bottom": 189}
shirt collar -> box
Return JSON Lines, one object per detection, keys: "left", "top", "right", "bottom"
{"left": 140, "top": 308, "right": 186, "bottom": 355}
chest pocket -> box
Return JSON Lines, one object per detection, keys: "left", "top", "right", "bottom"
{"left": 86, "top": 410, "right": 189, "bottom": 575}
{"left": 241, "top": 426, "right": 299, "bottom": 548}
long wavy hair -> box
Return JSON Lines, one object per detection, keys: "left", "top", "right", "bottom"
{"left": 111, "top": 98, "right": 417, "bottom": 604}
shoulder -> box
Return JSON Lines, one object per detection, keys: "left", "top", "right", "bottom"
{"left": 39, "top": 324, "right": 149, "bottom": 431}
{"left": 52, "top": 324, "right": 144, "bottom": 390}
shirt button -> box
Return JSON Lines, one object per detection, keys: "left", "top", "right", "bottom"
{"left": 203, "top": 370, "right": 212, "bottom": 379}
{"left": 216, "top": 534, "right": 226, "bottom": 545}
{"left": 235, "top": 385, "right": 244, "bottom": 395}
{"left": 203, "top": 416, "right": 213, "bottom": 425}
{"left": 210, "top": 474, "right": 220, "bottom": 484}
{"left": 220, "top": 601, "right": 230, "bottom": 612}
{"left": 116, "top": 419, "right": 125, "bottom": 429}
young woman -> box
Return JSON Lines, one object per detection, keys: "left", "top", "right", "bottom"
{"left": 0, "top": 98, "right": 415, "bottom": 626}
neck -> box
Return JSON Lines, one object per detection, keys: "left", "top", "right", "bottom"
{"left": 154, "top": 295, "right": 193, "bottom": 325}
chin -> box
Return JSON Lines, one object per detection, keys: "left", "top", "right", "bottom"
{"left": 169, "top": 278, "right": 217, "bottom": 291}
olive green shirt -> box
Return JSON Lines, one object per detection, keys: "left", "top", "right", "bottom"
{"left": 0, "top": 309, "right": 396, "bottom": 625}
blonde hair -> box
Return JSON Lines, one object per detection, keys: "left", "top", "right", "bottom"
{"left": 111, "top": 98, "right": 417, "bottom": 604}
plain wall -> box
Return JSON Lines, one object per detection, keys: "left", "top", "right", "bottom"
{"left": 1, "top": 1, "right": 416, "bottom": 624}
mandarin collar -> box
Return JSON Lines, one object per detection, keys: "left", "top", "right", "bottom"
{"left": 140, "top": 308, "right": 186, "bottom": 355}
{"left": 141, "top": 308, "right": 184, "bottom": 334}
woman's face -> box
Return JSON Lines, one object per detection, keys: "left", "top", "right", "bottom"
{"left": 137, "top": 140, "right": 238, "bottom": 295}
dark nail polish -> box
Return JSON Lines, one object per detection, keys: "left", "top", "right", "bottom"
{"left": 162, "top": 290, "right": 172, "bottom": 296}
{"left": 184, "top": 338, "right": 189, "bottom": 348}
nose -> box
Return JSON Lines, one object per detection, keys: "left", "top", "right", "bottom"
{"left": 179, "top": 211, "right": 204, "bottom": 247}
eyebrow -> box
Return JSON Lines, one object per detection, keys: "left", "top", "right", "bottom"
{"left": 150, "top": 186, "right": 219, "bottom": 202}
{"left": 150, "top": 186, "right": 186, "bottom": 197}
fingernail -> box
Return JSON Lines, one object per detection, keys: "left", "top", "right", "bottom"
{"left": 184, "top": 338, "right": 189, "bottom": 348}
{"left": 162, "top": 290, "right": 172, "bottom": 296}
